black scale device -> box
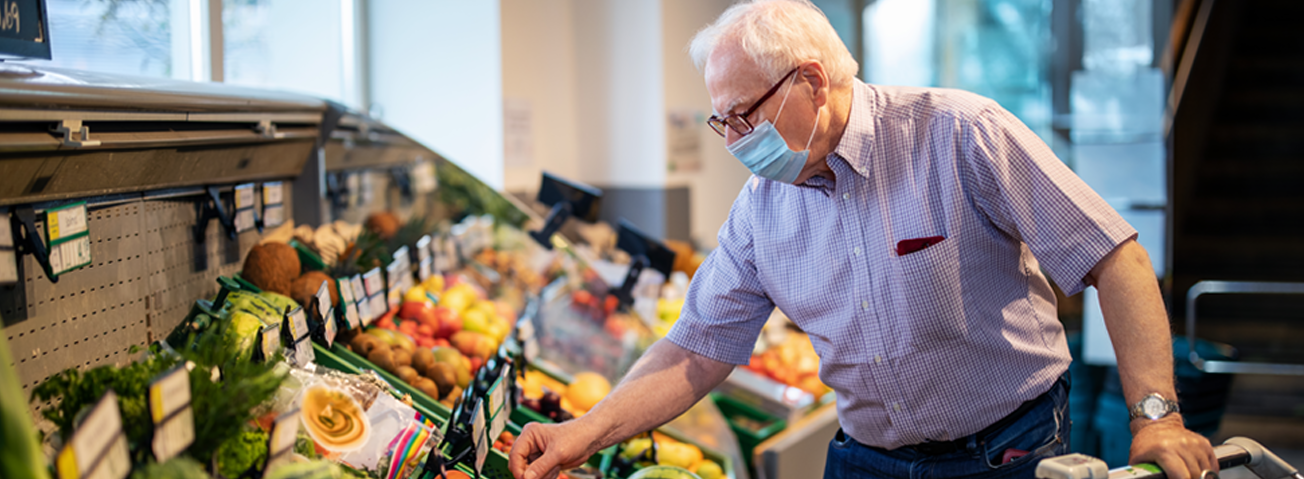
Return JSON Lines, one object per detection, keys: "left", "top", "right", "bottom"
{"left": 609, "top": 219, "right": 676, "bottom": 311}
{"left": 529, "top": 172, "right": 604, "bottom": 249}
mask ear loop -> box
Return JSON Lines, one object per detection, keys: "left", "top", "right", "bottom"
{"left": 772, "top": 67, "right": 801, "bottom": 124}
{"left": 804, "top": 107, "right": 821, "bottom": 152}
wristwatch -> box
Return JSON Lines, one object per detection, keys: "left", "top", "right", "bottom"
{"left": 1128, "top": 393, "right": 1181, "bottom": 421}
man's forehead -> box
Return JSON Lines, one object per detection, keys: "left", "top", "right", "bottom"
{"left": 706, "top": 41, "right": 769, "bottom": 115}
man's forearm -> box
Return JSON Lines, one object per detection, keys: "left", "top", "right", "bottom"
{"left": 1088, "top": 240, "right": 1179, "bottom": 430}
{"left": 577, "top": 339, "right": 736, "bottom": 449}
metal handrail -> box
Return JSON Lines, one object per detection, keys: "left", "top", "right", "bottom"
{"left": 1186, "top": 280, "right": 1304, "bottom": 376}
{"left": 1165, "top": 0, "right": 1217, "bottom": 139}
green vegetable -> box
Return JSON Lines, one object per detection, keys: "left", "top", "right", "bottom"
{"left": 265, "top": 461, "right": 346, "bottom": 479}
{"left": 215, "top": 426, "right": 268, "bottom": 479}
{"left": 437, "top": 160, "right": 529, "bottom": 228}
{"left": 128, "top": 456, "right": 211, "bottom": 479}
{"left": 295, "top": 432, "right": 318, "bottom": 460}
{"left": 30, "top": 345, "right": 179, "bottom": 466}
{"left": 182, "top": 320, "right": 287, "bottom": 463}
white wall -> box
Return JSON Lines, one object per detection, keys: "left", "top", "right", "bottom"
{"left": 501, "top": 0, "right": 581, "bottom": 192}
{"left": 368, "top": 0, "right": 505, "bottom": 189}
{"left": 662, "top": 0, "right": 751, "bottom": 248}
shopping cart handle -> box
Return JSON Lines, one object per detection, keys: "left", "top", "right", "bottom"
{"left": 1035, "top": 437, "right": 1301, "bottom": 479}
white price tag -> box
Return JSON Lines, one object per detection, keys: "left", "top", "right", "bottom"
{"left": 263, "top": 204, "right": 284, "bottom": 228}
{"left": 265, "top": 408, "right": 301, "bottom": 474}
{"left": 363, "top": 268, "right": 384, "bottom": 297}
{"left": 57, "top": 391, "right": 131, "bottom": 479}
{"left": 294, "top": 337, "right": 315, "bottom": 366}
{"left": 386, "top": 259, "right": 403, "bottom": 310}
{"left": 286, "top": 307, "right": 308, "bottom": 341}
{"left": 472, "top": 401, "right": 488, "bottom": 473}
{"left": 418, "top": 258, "right": 432, "bottom": 282}
{"left": 336, "top": 278, "right": 360, "bottom": 329}
{"left": 263, "top": 182, "right": 284, "bottom": 205}
{"left": 368, "top": 294, "right": 387, "bottom": 321}
{"left": 234, "top": 209, "right": 256, "bottom": 233}
{"left": 234, "top": 183, "right": 256, "bottom": 210}
{"left": 416, "top": 236, "right": 432, "bottom": 263}
{"left": 356, "top": 295, "right": 373, "bottom": 326}
{"left": 49, "top": 235, "right": 92, "bottom": 277}
{"left": 149, "top": 367, "right": 194, "bottom": 462}
{"left": 46, "top": 202, "right": 89, "bottom": 243}
{"left": 261, "top": 323, "right": 282, "bottom": 360}
{"left": 351, "top": 275, "right": 366, "bottom": 303}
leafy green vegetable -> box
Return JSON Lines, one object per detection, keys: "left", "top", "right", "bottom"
{"left": 128, "top": 456, "right": 211, "bottom": 479}
{"left": 31, "top": 345, "right": 179, "bottom": 465}
{"left": 181, "top": 321, "right": 287, "bottom": 463}
{"left": 436, "top": 160, "right": 529, "bottom": 227}
{"left": 214, "top": 426, "right": 268, "bottom": 479}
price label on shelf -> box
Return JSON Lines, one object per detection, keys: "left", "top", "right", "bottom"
{"left": 262, "top": 204, "right": 284, "bottom": 228}
{"left": 259, "top": 323, "right": 281, "bottom": 362}
{"left": 363, "top": 268, "right": 384, "bottom": 297}
{"left": 234, "top": 183, "right": 256, "bottom": 210}
{"left": 149, "top": 366, "right": 195, "bottom": 462}
{"left": 263, "top": 182, "right": 284, "bottom": 205}
{"left": 471, "top": 401, "right": 489, "bottom": 474}
{"left": 46, "top": 202, "right": 89, "bottom": 243}
{"left": 416, "top": 235, "right": 431, "bottom": 263}
{"left": 351, "top": 275, "right": 366, "bottom": 303}
{"left": 265, "top": 408, "right": 301, "bottom": 474}
{"left": 45, "top": 202, "right": 92, "bottom": 278}
{"left": 285, "top": 307, "right": 307, "bottom": 342}
{"left": 293, "top": 336, "right": 315, "bottom": 366}
{"left": 56, "top": 391, "right": 131, "bottom": 479}
{"left": 386, "top": 258, "right": 403, "bottom": 310}
{"left": 233, "top": 208, "right": 256, "bottom": 233}
{"left": 418, "top": 258, "right": 432, "bottom": 282}
{"left": 337, "top": 278, "right": 360, "bottom": 329}
{"left": 356, "top": 295, "right": 373, "bottom": 327}
{"left": 315, "top": 280, "right": 337, "bottom": 347}
{"left": 488, "top": 366, "right": 511, "bottom": 442}
{"left": 368, "top": 294, "right": 386, "bottom": 323}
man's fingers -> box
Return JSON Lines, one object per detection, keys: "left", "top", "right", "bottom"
{"left": 1155, "top": 453, "right": 1191, "bottom": 479}
{"left": 522, "top": 455, "right": 561, "bottom": 479}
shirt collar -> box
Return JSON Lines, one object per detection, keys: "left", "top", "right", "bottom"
{"left": 832, "top": 80, "right": 876, "bottom": 179}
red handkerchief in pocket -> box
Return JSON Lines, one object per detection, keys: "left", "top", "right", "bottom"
{"left": 896, "top": 236, "right": 945, "bottom": 256}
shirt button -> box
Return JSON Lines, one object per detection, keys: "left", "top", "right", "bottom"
{"left": 874, "top": 354, "right": 882, "bottom": 364}
{"left": 893, "top": 403, "right": 902, "bottom": 412}
{"left": 842, "top": 193, "right": 850, "bottom": 200}
{"left": 861, "top": 300, "right": 869, "bottom": 310}
{"left": 854, "top": 246, "right": 862, "bottom": 255}
{"left": 859, "top": 167, "right": 867, "bottom": 174}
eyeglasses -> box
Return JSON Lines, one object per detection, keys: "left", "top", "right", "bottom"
{"left": 707, "top": 68, "right": 798, "bottom": 138}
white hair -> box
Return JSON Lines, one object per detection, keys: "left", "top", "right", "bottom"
{"left": 689, "top": 0, "right": 859, "bottom": 87}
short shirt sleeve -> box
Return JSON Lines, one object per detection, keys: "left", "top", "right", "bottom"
{"left": 963, "top": 102, "right": 1138, "bottom": 296}
{"left": 665, "top": 181, "right": 774, "bottom": 365}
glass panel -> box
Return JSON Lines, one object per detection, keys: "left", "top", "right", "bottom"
{"left": 223, "top": 0, "right": 353, "bottom": 106}
{"left": 16, "top": 0, "right": 186, "bottom": 79}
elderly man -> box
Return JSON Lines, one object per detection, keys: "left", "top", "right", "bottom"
{"left": 510, "top": 1, "right": 1217, "bottom": 478}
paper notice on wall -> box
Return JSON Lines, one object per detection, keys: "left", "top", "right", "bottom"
{"left": 667, "top": 109, "right": 703, "bottom": 173}
{"left": 504, "top": 97, "right": 533, "bottom": 168}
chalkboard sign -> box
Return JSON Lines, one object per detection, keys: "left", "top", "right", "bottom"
{"left": 0, "top": 0, "right": 51, "bottom": 60}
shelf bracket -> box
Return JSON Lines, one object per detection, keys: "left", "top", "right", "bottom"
{"left": 10, "top": 206, "right": 58, "bottom": 284}
{"left": 256, "top": 119, "right": 285, "bottom": 139}
{"left": 51, "top": 119, "right": 102, "bottom": 148}
{"left": 194, "top": 186, "right": 237, "bottom": 245}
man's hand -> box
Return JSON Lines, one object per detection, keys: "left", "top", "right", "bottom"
{"left": 508, "top": 419, "right": 603, "bottom": 479}
{"left": 1130, "top": 416, "right": 1218, "bottom": 479}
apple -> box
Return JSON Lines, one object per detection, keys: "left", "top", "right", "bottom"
{"left": 433, "top": 306, "right": 462, "bottom": 339}
{"left": 399, "top": 301, "right": 437, "bottom": 325}
{"left": 451, "top": 330, "right": 496, "bottom": 360}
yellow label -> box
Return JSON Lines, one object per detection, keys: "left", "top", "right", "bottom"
{"left": 56, "top": 446, "right": 78, "bottom": 479}
{"left": 48, "top": 211, "right": 61, "bottom": 240}
{"left": 150, "top": 384, "right": 164, "bottom": 422}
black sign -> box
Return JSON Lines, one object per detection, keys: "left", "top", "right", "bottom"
{"left": 0, "top": 0, "right": 51, "bottom": 60}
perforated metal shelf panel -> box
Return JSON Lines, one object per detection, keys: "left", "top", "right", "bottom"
{"left": 1, "top": 184, "right": 291, "bottom": 438}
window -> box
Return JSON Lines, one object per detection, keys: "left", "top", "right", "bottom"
{"left": 223, "top": 0, "right": 361, "bottom": 108}
{"left": 17, "top": 0, "right": 193, "bottom": 79}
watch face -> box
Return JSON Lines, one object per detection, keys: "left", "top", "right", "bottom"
{"left": 1142, "top": 396, "right": 1166, "bottom": 419}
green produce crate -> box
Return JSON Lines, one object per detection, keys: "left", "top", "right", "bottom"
{"left": 291, "top": 239, "right": 328, "bottom": 271}
{"left": 313, "top": 342, "right": 452, "bottom": 420}
{"left": 231, "top": 272, "right": 263, "bottom": 293}
{"left": 712, "top": 393, "right": 785, "bottom": 477}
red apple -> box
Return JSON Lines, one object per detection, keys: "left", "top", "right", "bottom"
{"left": 399, "top": 301, "right": 437, "bottom": 325}
{"left": 433, "top": 306, "right": 463, "bottom": 339}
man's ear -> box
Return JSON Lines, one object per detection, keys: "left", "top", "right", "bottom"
{"left": 801, "top": 62, "right": 830, "bottom": 108}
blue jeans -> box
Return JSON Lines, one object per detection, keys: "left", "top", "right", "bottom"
{"left": 824, "top": 374, "right": 1070, "bottom": 478}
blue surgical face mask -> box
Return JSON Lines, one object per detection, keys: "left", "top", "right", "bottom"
{"left": 727, "top": 73, "right": 821, "bottom": 184}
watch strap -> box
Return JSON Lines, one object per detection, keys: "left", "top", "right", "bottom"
{"left": 1128, "top": 394, "right": 1181, "bottom": 421}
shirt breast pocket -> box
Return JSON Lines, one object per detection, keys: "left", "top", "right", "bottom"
{"left": 895, "top": 235, "right": 967, "bottom": 345}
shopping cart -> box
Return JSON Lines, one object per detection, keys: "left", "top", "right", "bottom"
{"left": 1037, "top": 437, "right": 1301, "bottom": 479}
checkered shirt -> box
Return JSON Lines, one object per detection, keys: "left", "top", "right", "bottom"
{"left": 666, "top": 80, "right": 1137, "bottom": 449}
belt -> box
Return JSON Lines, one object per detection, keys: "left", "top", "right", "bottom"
{"left": 905, "top": 391, "right": 1046, "bottom": 456}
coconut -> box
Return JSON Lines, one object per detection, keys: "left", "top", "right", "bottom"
{"left": 364, "top": 212, "right": 401, "bottom": 240}
{"left": 290, "top": 271, "right": 339, "bottom": 309}
{"left": 242, "top": 242, "right": 300, "bottom": 296}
